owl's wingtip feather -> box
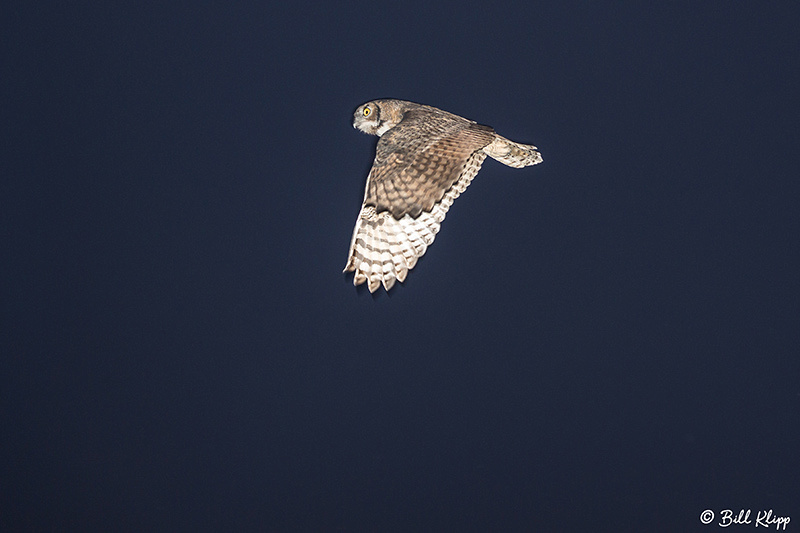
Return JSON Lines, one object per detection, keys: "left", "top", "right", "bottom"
{"left": 382, "top": 276, "right": 396, "bottom": 291}
{"left": 347, "top": 266, "right": 401, "bottom": 293}
{"left": 367, "top": 277, "right": 381, "bottom": 293}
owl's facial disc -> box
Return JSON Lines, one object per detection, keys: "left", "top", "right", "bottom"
{"left": 353, "top": 103, "right": 380, "bottom": 135}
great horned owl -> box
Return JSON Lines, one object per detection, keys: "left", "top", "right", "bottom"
{"left": 344, "top": 99, "right": 542, "bottom": 292}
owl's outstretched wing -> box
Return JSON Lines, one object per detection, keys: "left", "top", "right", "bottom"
{"left": 364, "top": 108, "right": 495, "bottom": 219}
{"left": 344, "top": 148, "right": 488, "bottom": 293}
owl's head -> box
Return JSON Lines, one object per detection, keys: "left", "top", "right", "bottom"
{"left": 353, "top": 100, "right": 403, "bottom": 137}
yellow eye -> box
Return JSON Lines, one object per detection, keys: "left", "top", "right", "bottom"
{"left": 363, "top": 107, "right": 371, "bottom": 117}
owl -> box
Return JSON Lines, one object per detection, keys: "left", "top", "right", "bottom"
{"left": 344, "top": 99, "right": 543, "bottom": 292}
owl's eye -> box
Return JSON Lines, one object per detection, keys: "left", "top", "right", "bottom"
{"left": 363, "top": 107, "right": 371, "bottom": 117}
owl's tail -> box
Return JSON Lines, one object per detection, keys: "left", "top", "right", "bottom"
{"left": 483, "top": 135, "right": 543, "bottom": 168}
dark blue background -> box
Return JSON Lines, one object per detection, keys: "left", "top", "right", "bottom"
{"left": 3, "top": 2, "right": 799, "bottom": 531}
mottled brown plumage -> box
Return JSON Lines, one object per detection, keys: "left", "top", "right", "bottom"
{"left": 344, "top": 99, "right": 543, "bottom": 292}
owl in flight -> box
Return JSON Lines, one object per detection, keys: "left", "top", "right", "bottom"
{"left": 344, "top": 99, "right": 542, "bottom": 292}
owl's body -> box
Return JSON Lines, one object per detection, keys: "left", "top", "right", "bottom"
{"left": 344, "top": 99, "right": 542, "bottom": 292}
